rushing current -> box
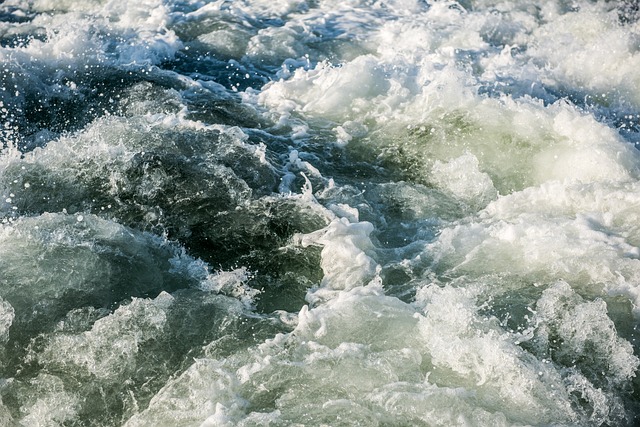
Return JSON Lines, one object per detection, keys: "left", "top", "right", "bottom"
{"left": 1, "top": 0, "right": 640, "bottom": 425}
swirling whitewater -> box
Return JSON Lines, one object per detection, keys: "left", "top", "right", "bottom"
{"left": 0, "top": 0, "right": 640, "bottom": 426}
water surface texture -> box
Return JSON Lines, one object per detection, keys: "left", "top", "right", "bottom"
{"left": 1, "top": 0, "right": 640, "bottom": 425}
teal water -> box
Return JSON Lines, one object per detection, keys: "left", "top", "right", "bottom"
{"left": 1, "top": 1, "right": 640, "bottom": 425}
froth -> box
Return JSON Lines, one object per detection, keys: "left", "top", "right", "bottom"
{"left": 1, "top": 0, "right": 640, "bottom": 425}
{"left": 128, "top": 282, "right": 592, "bottom": 425}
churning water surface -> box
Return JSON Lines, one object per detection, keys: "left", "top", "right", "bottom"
{"left": 1, "top": 0, "right": 640, "bottom": 426}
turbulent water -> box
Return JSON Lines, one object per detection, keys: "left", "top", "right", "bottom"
{"left": 1, "top": 0, "right": 640, "bottom": 425}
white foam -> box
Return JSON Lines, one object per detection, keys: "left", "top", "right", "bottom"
{"left": 198, "top": 267, "right": 260, "bottom": 309}
{"left": 2, "top": 0, "right": 640, "bottom": 424}
{"left": 414, "top": 283, "right": 576, "bottom": 424}
{"left": 12, "top": 0, "right": 180, "bottom": 69}
{"left": 295, "top": 217, "right": 379, "bottom": 297}
{"left": 17, "top": 374, "right": 80, "bottom": 427}
{"left": 431, "top": 152, "right": 498, "bottom": 205}
{"left": 255, "top": 16, "right": 639, "bottom": 215}
{"left": 533, "top": 281, "right": 639, "bottom": 385}
{"left": 127, "top": 282, "right": 585, "bottom": 425}
{"left": 36, "top": 292, "right": 173, "bottom": 381}
{"left": 0, "top": 297, "right": 14, "bottom": 344}
{"left": 528, "top": 4, "right": 640, "bottom": 109}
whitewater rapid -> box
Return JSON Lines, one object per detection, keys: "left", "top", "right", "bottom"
{"left": 1, "top": 0, "right": 640, "bottom": 426}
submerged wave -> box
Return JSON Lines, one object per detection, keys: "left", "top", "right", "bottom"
{"left": 1, "top": 0, "right": 640, "bottom": 425}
